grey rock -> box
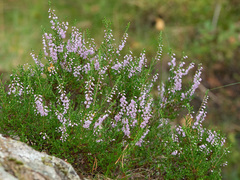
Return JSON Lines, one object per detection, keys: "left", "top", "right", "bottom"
{"left": 0, "top": 134, "right": 82, "bottom": 180}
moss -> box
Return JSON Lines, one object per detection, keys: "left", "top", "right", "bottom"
{"left": 41, "top": 156, "right": 53, "bottom": 167}
{"left": 8, "top": 157, "right": 24, "bottom": 165}
{"left": 55, "top": 161, "right": 68, "bottom": 176}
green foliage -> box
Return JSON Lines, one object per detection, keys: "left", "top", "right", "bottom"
{"left": 0, "top": 7, "right": 230, "bottom": 179}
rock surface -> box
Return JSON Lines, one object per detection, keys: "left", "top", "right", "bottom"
{"left": 0, "top": 134, "right": 82, "bottom": 180}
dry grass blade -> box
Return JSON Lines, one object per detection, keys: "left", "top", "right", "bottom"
{"left": 115, "top": 144, "right": 129, "bottom": 165}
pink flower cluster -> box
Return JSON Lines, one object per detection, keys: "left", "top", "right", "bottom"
{"left": 34, "top": 95, "right": 49, "bottom": 116}
{"left": 192, "top": 95, "right": 209, "bottom": 129}
{"left": 55, "top": 83, "right": 77, "bottom": 142}
{"left": 169, "top": 94, "right": 228, "bottom": 163}
{"left": 83, "top": 112, "right": 95, "bottom": 129}
{"left": 8, "top": 75, "right": 24, "bottom": 96}
{"left": 158, "top": 53, "right": 203, "bottom": 109}
{"left": 48, "top": 8, "right": 68, "bottom": 39}
{"left": 30, "top": 52, "right": 44, "bottom": 68}
{"left": 66, "top": 26, "right": 95, "bottom": 59}
{"left": 84, "top": 78, "right": 95, "bottom": 109}
{"left": 116, "top": 32, "right": 128, "bottom": 55}
{"left": 135, "top": 129, "right": 150, "bottom": 147}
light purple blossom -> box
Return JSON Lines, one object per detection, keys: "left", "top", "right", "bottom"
{"left": 8, "top": 75, "right": 24, "bottom": 96}
{"left": 116, "top": 32, "right": 128, "bottom": 55}
{"left": 199, "top": 144, "right": 207, "bottom": 151}
{"left": 192, "top": 95, "right": 208, "bottom": 129}
{"left": 122, "top": 118, "right": 130, "bottom": 137}
{"left": 40, "top": 132, "right": 49, "bottom": 140}
{"left": 84, "top": 78, "right": 95, "bottom": 108}
{"left": 168, "top": 53, "right": 176, "bottom": 70}
{"left": 73, "top": 65, "right": 83, "bottom": 78}
{"left": 157, "top": 118, "right": 169, "bottom": 128}
{"left": 140, "top": 100, "right": 152, "bottom": 128}
{"left": 94, "top": 59, "right": 100, "bottom": 70}
{"left": 206, "top": 130, "right": 217, "bottom": 145}
{"left": 30, "top": 52, "right": 44, "bottom": 68}
{"left": 94, "top": 114, "right": 109, "bottom": 129}
{"left": 34, "top": 95, "right": 49, "bottom": 116}
{"left": 171, "top": 150, "right": 178, "bottom": 155}
{"left": 171, "top": 62, "right": 195, "bottom": 93}
{"left": 152, "top": 73, "right": 159, "bottom": 83}
{"left": 111, "top": 62, "right": 122, "bottom": 71}
{"left": 175, "top": 126, "right": 186, "bottom": 137}
{"left": 135, "top": 129, "right": 150, "bottom": 147}
{"left": 136, "top": 51, "right": 147, "bottom": 72}
{"left": 58, "top": 124, "right": 68, "bottom": 142}
{"left": 83, "top": 113, "right": 95, "bottom": 129}
{"left": 48, "top": 8, "right": 68, "bottom": 39}
{"left": 188, "top": 67, "right": 203, "bottom": 97}
{"left": 172, "top": 134, "right": 178, "bottom": 142}
{"left": 221, "top": 138, "right": 226, "bottom": 146}
{"left": 126, "top": 100, "right": 137, "bottom": 120}
{"left": 155, "top": 42, "right": 163, "bottom": 61}
{"left": 222, "top": 162, "right": 228, "bottom": 167}
{"left": 114, "top": 114, "right": 121, "bottom": 123}
{"left": 56, "top": 84, "right": 70, "bottom": 114}
{"left": 157, "top": 82, "right": 166, "bottom": 108}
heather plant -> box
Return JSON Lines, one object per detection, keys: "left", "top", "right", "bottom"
{"left": 0, "top": 8, "right": 229, "bottom": 179}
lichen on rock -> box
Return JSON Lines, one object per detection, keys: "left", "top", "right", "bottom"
{"left": 0, "top": 134, "right": 82, "bottom": 180}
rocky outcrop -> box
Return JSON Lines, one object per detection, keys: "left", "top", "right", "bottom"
{"left": 0, "top": 134, "right": 82, "bottom": 180}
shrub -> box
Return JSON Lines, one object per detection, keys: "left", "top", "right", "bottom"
{"left": 0, "top": 8, "right": 229, "bottom": 179}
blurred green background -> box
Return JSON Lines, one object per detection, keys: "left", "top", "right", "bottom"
{"left": 1, "top": 0, "right": 240, "bottom": 179}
